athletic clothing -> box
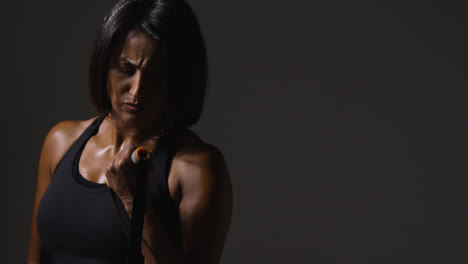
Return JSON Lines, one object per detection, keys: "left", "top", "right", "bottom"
{"left": 37, "top": 116, "right": 181, "bottom": 263}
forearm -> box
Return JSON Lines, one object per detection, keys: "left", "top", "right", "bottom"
{"left": 141, "top": 198, "right": 192, "bottom": 264}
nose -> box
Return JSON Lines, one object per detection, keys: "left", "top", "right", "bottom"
{"left": 129, "top": 70, "right": 142, "bottom": 99}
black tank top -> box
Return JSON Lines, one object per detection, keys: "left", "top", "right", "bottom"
{"left": 37, "top": 116, "right": 182, "bottom": 263}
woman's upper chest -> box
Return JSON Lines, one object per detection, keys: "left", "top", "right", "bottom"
{"left": 78, "top": 135, "right": 181, "bottom": 206}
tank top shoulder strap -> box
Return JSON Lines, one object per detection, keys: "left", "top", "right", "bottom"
{"left": 73, "top": 115, "right": 106, "bottom": 148}
{"left": 53, "top": 116, "right": 106, "bottom": 177}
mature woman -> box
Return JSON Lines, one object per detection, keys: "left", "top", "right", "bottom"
{"left": 27, "top": 0, "right": 232, "bottom": 263}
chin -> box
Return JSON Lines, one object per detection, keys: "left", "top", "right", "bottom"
{"left": 125, "top": 111, "right": 163, "bottom": 124}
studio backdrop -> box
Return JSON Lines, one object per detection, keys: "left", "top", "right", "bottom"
{"left": 1, "top": 0, "right": 467, "bottom": 263}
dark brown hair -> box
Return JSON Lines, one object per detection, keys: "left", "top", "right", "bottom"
{"left": 89, "top": 0, "right": 207, "bottom": 128}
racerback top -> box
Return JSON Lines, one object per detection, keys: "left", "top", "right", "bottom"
{"left": 36, "top": 115, "right": 182, "bottom": 263}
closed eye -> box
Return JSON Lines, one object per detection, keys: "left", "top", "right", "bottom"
{"left": 118, "top": 61, "right": 136, "bottom": 75}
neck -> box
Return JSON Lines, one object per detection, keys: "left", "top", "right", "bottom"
{"left": 105, "top": 113, "right": 164, "bottom": 154}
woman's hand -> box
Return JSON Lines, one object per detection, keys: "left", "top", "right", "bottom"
{"left": 105, "top": 141, "right": 139, "bottom": 214}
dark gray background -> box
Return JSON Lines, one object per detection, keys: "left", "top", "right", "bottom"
{"left": 2, "top": 0, "right": 467, "bottom": 263}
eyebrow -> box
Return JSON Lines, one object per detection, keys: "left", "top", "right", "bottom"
{"left": 119, "top": 58, "right": 137, "bottom": 66}
{"left": 119, "top": 57, "right": 162, "bottom": 71}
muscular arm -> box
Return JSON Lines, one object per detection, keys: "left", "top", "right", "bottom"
{"left": 27, "top": 119, "right": 93, "bottom": 264}
{"left": 141, "top": 142, "right": 233, "bottom": 264}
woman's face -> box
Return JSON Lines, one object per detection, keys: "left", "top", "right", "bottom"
{"left": 107, "top": 29, "right": 166, "bottom": 128}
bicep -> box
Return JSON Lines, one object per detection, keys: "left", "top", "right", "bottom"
{"left": 177, "top": 148, "right": 233, "bottom": 264}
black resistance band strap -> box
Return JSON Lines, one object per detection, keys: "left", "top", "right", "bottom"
{"left": 109, "top": 157, "right": 149, "bottom": 264}
{"left": 127, "top": 156, "right": 149, "bottom": 264}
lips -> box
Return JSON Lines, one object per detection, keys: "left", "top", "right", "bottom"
{"left": 123, "top": 102, "right": 142, "bottom": 112}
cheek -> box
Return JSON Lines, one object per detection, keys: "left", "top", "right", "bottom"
{"left": 145, "top": 90, "right": 166, "bottom": 114}
{"left": 106, "top": 71, "right": 124, "bottom": 101}
{"left": 106, "top": 81, "right": 115, "bottom": 105}
{"left": 143, "top": 78, "right": 165, "bottom": 101}
{"left": 152, "top": 88, "right": 166, "bottom": 106}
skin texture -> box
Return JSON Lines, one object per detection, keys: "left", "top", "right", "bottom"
{"left": 27, "top": 29, "right": 233, "bottom": 264}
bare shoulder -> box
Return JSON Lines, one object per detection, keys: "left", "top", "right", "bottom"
{"left": 42, "top": 117, "right": 98, "bottom": 177}
{"left": 172, "top": 129, "right": 231, "bottom": 192}
{"left": 174, "top": 129, "right": 225, "bottom": 168}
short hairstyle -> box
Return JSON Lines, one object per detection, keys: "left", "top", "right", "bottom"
{"left": 89, "top": 0, "right": 207, "bottom": 128}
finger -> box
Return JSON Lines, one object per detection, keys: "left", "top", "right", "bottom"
{"left": 112, "top": 142, "right": 136, "bottom": 170}
{"left": 121, "top": 141, "right": 137, "bottom": 162}
{"left": 107, "top": 149, "right": 132, "bottom": 175}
